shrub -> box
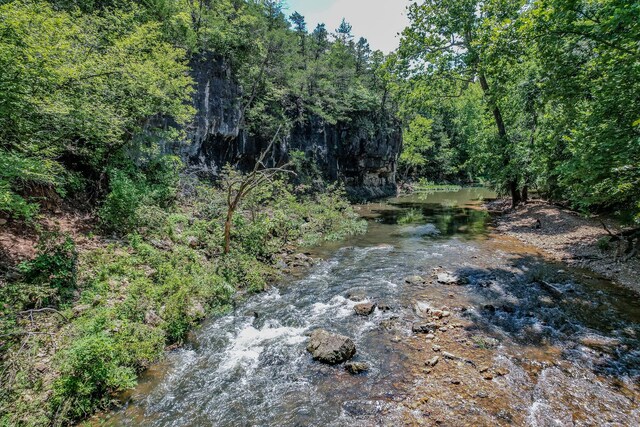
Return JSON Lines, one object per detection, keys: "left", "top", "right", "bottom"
{"left": 52, "top": 333, "right": 138, "bottom": 421}
{"left": 99, "top": 171, "right": 142, "bottom": 233}
{"left": 15, "top": 232, "right": 77, "bottom": 308}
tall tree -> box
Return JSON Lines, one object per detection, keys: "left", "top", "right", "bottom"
{"left": 289, "top": 11, "right": 307, "bottom": 60}
{"left": 399, "top": 0, "right": 526, "bottom": 206}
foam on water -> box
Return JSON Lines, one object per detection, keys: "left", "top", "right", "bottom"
{"left": 218, "top": 320, "right": 307, "bottom": 373}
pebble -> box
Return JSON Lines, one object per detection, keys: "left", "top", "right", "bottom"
{"left": 478, "top": 366, "right": 490, "bottom": 373}
{"left": 345, "top": 361, "right": 370, "bottom": 374}
{"left": 476, "top": 391, "right": 489, "bottom": 398}
{"left": 495, "top": 367, "right": 510, "bottom": 376}
{"left": 432, "top": 345, "right": 442, "bottom": 352}
{"left": 431, "top": 309, "right": 444, "bottom": 319}
{"left": 450, "top": 379, "right": 461, "bottom": 385}
{"left": 426, "top": 356, "right": 440, "bottom": 367}
{"left": 439, "top": 327, "right": 448, "bottom": 332}
{"left": 483, "top": 373, "right": 494, "bottom": 380}
{"left": 442, "top": 352, "right": 457, "bottom": 360}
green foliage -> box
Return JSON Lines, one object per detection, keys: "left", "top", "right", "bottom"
{"left": 6, "top": 233, "right": 78, "bottom": 310}
{"left": 396, "top": 0, "right": 640, "bottom": 219}
{"left": 0, "top": 1, "right": 381, "bottom": 424}
{"left": 0, "top": 0, "right": 193, "bottom": 219}
{"left": 597, "top": 237, "right": 612, "bottom": 251}
{"left": 100, "top": 154, "right": 182, "bottom": 233}
{"left": 99, "top": 171, "right": 142, "bottom": 233}
{"left": 52, "top": 333, "right": 138, "bottom": 419}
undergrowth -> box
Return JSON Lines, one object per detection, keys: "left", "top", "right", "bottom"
{"left": 0, "top": 172, "right": 366, "bottom": 426}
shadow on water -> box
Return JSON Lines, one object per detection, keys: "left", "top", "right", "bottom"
{"left": 98, "top": 187, "right": 640, "bottom": 426}
{"left": 452, "top": 255, "right": 640, "bottom": 376}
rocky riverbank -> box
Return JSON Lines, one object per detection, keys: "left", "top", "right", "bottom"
{"left": 488, "top": 199, "right": 640, "bottom": 293}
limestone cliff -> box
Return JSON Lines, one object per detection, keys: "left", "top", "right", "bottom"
{"left": 182, "top": 53, "right": 401, "bottom": 200}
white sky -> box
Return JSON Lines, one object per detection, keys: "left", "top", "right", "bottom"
{"left": 284, "top": 0, "right": 412, "bottom": 53}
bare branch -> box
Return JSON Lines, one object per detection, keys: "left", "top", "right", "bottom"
{"left": 18, "top": 308, "right": 69, "bottom": 323}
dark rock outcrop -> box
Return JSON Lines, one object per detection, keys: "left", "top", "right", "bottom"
{"left": 181, "top": 53, "right": 401, "bottom": 200}
{"left": 306, "top": 329, "right": 356, "bottom": 364}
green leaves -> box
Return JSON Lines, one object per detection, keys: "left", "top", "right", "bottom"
{"left": 0, "top": 0, "right": 193, "bottom": 218}
{"left": 396, "top": 0, "right": 639, "bottom": 218}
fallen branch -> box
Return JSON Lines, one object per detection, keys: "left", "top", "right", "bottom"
{"left": 18, "top": 308, "right": 69, "bottom": 323}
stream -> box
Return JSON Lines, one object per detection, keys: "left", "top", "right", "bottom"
{"left": 101, "top": 188, "right": 640, "bottom": 426}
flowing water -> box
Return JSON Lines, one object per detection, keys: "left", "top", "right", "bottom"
{"left": 101, "top": 188, "right": 640, "bottom": 426}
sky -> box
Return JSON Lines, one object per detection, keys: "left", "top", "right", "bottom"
{"left": 283, "top": 0, "right": 412, "bottom": 53}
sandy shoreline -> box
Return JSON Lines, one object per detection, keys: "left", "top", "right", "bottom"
{"left": 487, "top": 199, "right": 639, "bottom": 293}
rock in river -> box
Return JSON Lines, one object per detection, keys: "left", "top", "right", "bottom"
{"left": 412, "top": 322, "right": 437, "bottom": 334}
{"left": 345, "top": 361, "right": 370, "bottom": 374}
{"left": 405, "top": 275, "right": 425, "bottom": 285}
{"left": 307, "top": 329, "right": 356, "bottom": 365}
{"left": 436, "top": 272, "right": 462, "bottom": 285}
{"left": 426, "top": 356, "right": 440, "bottom": 367}
{"left": 354, "top": 302, "right": 376, "bottom": 316}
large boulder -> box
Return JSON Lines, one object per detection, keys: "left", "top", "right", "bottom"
{"left": 306, "top": 329, "right": 356, "bottom": 365}
{"left": 354, "top": 302, "right": 376, "bottom": 316}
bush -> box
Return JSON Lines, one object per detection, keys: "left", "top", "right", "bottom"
{"left": 52, "top": 333, "right": 138, "bottom": 421}
{"left": 99, "top": 155, "right": 182, "bottom": 233}
{"left": 14, "top": 232, "right": 77, "bottom": 308}
{"left": 99, "top": 171, "right": 142, "bottom": 233}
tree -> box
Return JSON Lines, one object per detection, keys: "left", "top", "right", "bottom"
{"left": 355, "top": 37, "right": 370, "bottom": 75}
{"left": 399, "top": 0, "right": 527, "bottom": 206}
{"left": 311, "top": 23, "right": 329, "bottom": 59}
{"left": 0, "top": 1, "right": 193, "bottom": 218}
{"left": 289, "top": 11, "right": 307, "bottom": 59}
{"left": 335, "top": 18, "right": 353, "bottom": 43}
{"left": 222, "top": 130, "right": 294, "bottom": 254}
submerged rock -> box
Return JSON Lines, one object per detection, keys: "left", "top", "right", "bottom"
{"left": 405, "top": 275, "right": 425, "bottom": 285}
{"left": 306, "top": 329, "right": 356, "bottom": 364}
{"left": 346, "top": 290, "right": 367, "bottom": 302}
{"left": 354, "top": 303, "right": 376, "bottom": 316}
{"left": 377, "top": 301, "right": 392, "bottom": 311}
{"left": 414, "top": 301, "right": 433, "bottom": 317}
{"left": 345, "top": 361, "right": 370, "bottom": 374}
{"left": 578, "top": 335, "right": 621, "bottom": 353}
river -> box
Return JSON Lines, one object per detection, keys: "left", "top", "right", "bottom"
{"left": 100, "top": 188, "right": 640, "bottom": 426}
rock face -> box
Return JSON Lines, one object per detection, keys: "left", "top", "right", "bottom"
{"left": 181, "top": 53, "right": 401, "bottom": 200}
{"left": 306, "top": 329, "right": 356, "bottom": 364}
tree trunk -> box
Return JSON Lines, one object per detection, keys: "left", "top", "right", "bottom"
{"left": 478, "top": 74, "right": 507, "bottom": 139}
{"left": 522, "top": 185, "right": 529, "bottom": 204}
{"left": 509, "top": 180, "right": 522, "bottom": 208}
{"left": 478, "top": 73, "right": 521, "bottom": 207}
{"left": 224, "top": 209, "right": 233, "bottom": 255}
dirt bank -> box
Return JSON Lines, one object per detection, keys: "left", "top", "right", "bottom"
{"left": 488, "top": 199, "right": 639, "bottom": 293}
